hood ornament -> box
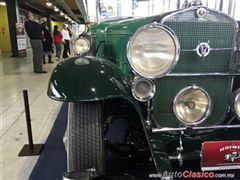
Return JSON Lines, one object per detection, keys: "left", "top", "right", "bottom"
{"left": 75, "top": 58, "right": 90, "bottom": 66}
{"left": 197, "top": 7, "right": 207, "bottom": 18}
{"left": 184, "top": 0, "right": 203, "bottom": 8}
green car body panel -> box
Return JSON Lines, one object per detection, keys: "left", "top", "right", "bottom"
{"left": 91, "top": 15, "right": 160, "bottom": 78}
{"left": 47, "top": 57, "right": 131, "bottom": 102}
{"left": 48, "top": 5, "right": 240, "bottom": 174}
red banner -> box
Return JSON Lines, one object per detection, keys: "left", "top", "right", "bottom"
{"left": 202, "top": 140, "right": 240, "bottom": 171}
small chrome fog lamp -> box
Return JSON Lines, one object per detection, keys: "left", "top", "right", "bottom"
{"left": 132, "top": 78, "right": 156, "bottom": 102}
{"left": 173, "top": 86, "right": 212, "bottom": 125}
{"left": 234, "top": 89, "right": 240, "bottom": 119}
{"left": 74, "top": 36, "right": 91, "bottom": 55}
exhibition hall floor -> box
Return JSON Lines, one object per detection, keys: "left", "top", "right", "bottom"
{"left": 0, "top": 51, "right": 62, "bottom": 180}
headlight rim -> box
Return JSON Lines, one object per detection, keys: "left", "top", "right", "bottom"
{"left": 74, "top": 36, "right": 91, "bottom": 55}
{"left": 131, "top": 77, "right": 156, "bottom": 102}
{"left": 173, "top": 85, "right": 212, "bottom": 126}
{"left": 233, "top": 89, "right": 240, "bottom": 120}
{"left": 126, "top": 23, "right": 180, "bottom": 79}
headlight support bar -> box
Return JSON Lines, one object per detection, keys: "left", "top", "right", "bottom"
{"left": 152, "top": 124, "right": 240, "bottom": 133}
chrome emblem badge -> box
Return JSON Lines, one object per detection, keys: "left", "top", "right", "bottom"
{"left": 75, "top": 58, "right": 89, "bottom": 65}
{"left": 197, "top": 8, "right": 207, "bottom": 18}
{"left": 196, "top": 42, "right": 211, "bottom": 58}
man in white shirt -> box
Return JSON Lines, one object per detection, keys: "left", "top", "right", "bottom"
{"left": 61, "top": 24, "right": 71, "bottom": 58}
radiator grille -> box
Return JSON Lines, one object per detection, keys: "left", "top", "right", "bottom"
{"left": 164, "top": 21, "right": 235, "bottom": 73}
{"left": 152, "top": 76, "right": 230, "bottom": 128}
{"left": 152, "top": 8, "right": 237, "bottom": 128}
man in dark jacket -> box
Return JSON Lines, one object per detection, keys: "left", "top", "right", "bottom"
{"left": 24, "top": 11, "right": 47, "bottom": 73}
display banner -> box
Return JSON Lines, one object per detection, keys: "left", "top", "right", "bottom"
{"left": 201, "top": 140, "right": 240, "bottom": 171}
{"left": 16, "top": 23, "right": 27, "bottom": 57}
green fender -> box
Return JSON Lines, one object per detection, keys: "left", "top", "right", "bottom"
{"left": 47, "top": 56, "right": 130, "bottom": 102}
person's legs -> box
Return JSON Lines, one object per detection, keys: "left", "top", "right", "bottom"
{"left": 68, "top": 41, "right": 71, "bottom": 55}
{"left": 30, "top": 40, "right": 39, "bottom": 72}
{"left": 31, "top": 39, "right": 45, "bottom": 73}
{"left": 55, "top": 44, "right": 60, "bottom": 57}
{"left": 63, "top": 40, "right": 69, "bottom": 58}
{"left": 47, "top": 51, "right": 54, "bottom": 63}
{"left": 59, "top": 44, "right": 62, "bottom": 58}
{"left": 55, "top": 44, "right": 62, "bottom": 61}
{"left": 35, "top": 40, "right": 44, "bottom": 72}
{"left": 63, "top": 42, "right": 67, "bottom": 58}
{"left": 43, "top": 52, "right": 46, "bottom": 64}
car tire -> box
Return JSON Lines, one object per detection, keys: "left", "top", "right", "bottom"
{"left": 67, "top": 102, "right": 105, "bottom": 176}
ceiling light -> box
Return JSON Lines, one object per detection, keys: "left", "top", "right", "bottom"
{"left": 46, "top": 1, "right": 52, "bottom": 7}
{"left": 0, "top": 1, "right": 6, "bottom": 6}
{"left": 60, "top": 12, "right": 64, "bottom": 16}
{"left": 54, "top": 6, "right": 59, "bottom": 12}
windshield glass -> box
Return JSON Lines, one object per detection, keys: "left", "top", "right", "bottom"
{"left": 91, "top": 0, "right": 240, "bottom": 22}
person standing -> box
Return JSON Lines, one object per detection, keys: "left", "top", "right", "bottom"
{"left": 53, "top": 25, "right": 63, "bottom": 61}
{"left": 67, "top": 26, "right": 73, "bottom": 55}
{"left": 24, "top": 11, "right": 47, "bottom": 73}
{"left": 61, "top": 24, "right": 71, "bottom": 58}
{"left": 42, "top": 24, "right": 54, "bottom": 64}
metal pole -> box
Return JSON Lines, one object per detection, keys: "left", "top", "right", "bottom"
{"left": 95, "top": 0, "right": 100, "bottom": 23}
{"left": 117, "top": 0, "right": 121, "bottom": 17}
{"left": 18, "top": 89, "right": 44, "bottom": 156}
{"left": 23, "top": 90, "right": 34, "bottom": 150}
{"left": 219, "top": 0, "right": 223, "bottom": 11}
{"left": 177, "top": 0, "right": 181, "bottom": 9}
{"left": 214, "top": 0, "right": 217, "bottom": 10}
{"left": 232, "top": 0, "right": 236, "bottom": 18}
{"left": 228, "top": 0, "right": 233, "bottom": 16}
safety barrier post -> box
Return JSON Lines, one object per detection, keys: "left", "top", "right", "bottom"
{"left": 18, "top": 90, "right": 44, "bottom": 156}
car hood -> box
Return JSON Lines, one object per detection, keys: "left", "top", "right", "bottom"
{"left": 91, "top": 15, "right": 161, "bottom": 35}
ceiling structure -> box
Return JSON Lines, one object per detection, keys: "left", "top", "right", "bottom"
{"left": 18, "top": 0, "right": 87, "bottom": 24}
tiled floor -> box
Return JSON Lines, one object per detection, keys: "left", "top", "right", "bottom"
{"left": 0, "top": 51, "right": 62, "bottom": 180}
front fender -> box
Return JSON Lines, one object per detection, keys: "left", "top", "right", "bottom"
{"left": 47, "top": 56, "right": 130, "bottom": 102}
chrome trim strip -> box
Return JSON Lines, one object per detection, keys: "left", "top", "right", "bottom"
{"left": 67, "top": 102, "right": 71, "bottom": 171}
{"left": 202, "top": 165, "right": 240, "bottom": 171}
{"left": 181, "top": 47, "right": 233, "bottom": 52}
{"left": 160, "top": 5, "right": 239, "bottom": 31}
{"left": 169, "top": 151, "right": 200, "bottom": 160}
{"left": 234, "top": 89, "right": 240, "bottom": 120}
{"left": 152, "top": 124, "right": 240, "bottom": 133}
{"left": 166, "top": 73, "right": 240, "bottom": 77}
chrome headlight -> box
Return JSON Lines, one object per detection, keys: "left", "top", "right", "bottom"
{"left": 234, "top": 89, "right": 240, "bottom": 119}
{"left": 74, "top": 37, "right": 90, "bottom": 55}
{"left": 127, "top": 24, "right": 180, "bottom": 78}
{"left": 173, "top": 86, "right": 212, "bottom": 125}
{"left": 132, "top": 77, "right": 155, "bottom": 102}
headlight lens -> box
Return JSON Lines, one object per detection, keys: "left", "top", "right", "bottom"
{"left": 132, "top": 77, "right": 155, "bottom": 102}
{"left": 74, "top": 37, "right": 90, "bottom": 55}
{"left": 127, "top": 24, "right": 180, "bottom": 78}
{"left": 234, "top": 89, "right": 240, "bottom": 119}
{"left": 173, "top": 86, "right": 211, "bottom": 125}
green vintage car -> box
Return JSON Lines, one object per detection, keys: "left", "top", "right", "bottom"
{"left": 48, "top": 1, "right": 240, "bottom": 178}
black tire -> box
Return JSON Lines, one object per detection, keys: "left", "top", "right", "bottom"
{"left": 67, "top": 102, "right": 105, "bottom": 175}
